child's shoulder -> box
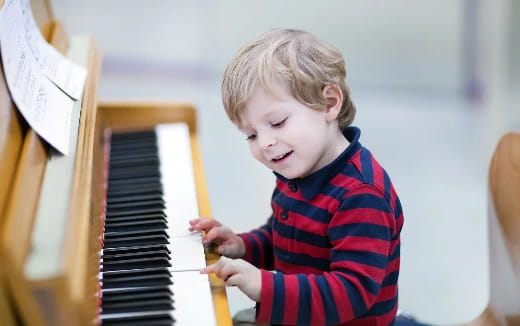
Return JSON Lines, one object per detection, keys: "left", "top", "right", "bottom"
{"left": 338, "top": 146, "right": 391, "bottom": 198}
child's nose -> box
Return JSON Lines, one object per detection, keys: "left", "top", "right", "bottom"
{"left": 259, "top": 133, "right": 277, "bottom": 149}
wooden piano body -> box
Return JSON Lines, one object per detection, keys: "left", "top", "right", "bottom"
{"left": 0, "top": 0, "right": 231, "bottom": 325}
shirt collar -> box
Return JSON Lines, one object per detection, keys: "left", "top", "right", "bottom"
{"left": 274, "top": 126, "right": 362, "bottom": 201}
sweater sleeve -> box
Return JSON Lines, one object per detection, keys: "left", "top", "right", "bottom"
{"left": 255, "top": 184, "right": 397, "bottom": 325}
{"left": 238, "top": 215, "right": 275, "bottom": 270}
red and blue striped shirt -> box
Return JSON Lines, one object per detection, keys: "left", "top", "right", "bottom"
{"left": 239, "top": 126, "right": 404, "bottom": 325}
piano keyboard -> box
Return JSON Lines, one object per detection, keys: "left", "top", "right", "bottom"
{"left": 99, "top": 123, "right": 216, "bottom": 326}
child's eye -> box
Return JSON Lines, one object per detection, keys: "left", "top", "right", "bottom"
{"left": 271, "top": 118, "right": 287, "bottom": 128}
{"left": 246, "top": 134, "right": 257, "bottom": 141}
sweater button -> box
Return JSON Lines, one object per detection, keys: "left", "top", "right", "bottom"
{"left": 281, "top": 211, "right": 289, "bottom": 220}
{"left": 288, "top": 182, "right": 297, "bottom": 192}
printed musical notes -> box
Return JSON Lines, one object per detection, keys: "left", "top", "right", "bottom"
{"left": 20, "top": 0, "right": 87, "bottom": 100}
{"left": 0, "top": 0, "right": 87, "bottom": 155}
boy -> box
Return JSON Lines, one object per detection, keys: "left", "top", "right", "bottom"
{"left": 189, "top": 29, "right": 404, "bottom": 325}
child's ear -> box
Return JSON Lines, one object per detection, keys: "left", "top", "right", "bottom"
{"left": 322, "top": 84, "right": 343, "bottom": 122}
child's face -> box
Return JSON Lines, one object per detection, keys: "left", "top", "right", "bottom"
{"left": 238, "top": 82, "right": 346, "bottom": 179}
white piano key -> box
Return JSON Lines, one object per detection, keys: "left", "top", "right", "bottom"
{"left": 156, "top": 123, "right": 216, "bottom": 325}
{"left": 171, "top": 271, "right": 217, "bottom": 326}
{"left": 157, "top": 123, "right": 200, "bottom": 238}
{"left": 156, "top": 123, "right": 207, "bottom": 269}
{"left": 169, "top": 232, "right": 207, "bottom": 271}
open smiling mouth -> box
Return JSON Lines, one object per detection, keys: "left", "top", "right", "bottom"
{"left": 272, "top": 151, "right": 293, "bottom": 162}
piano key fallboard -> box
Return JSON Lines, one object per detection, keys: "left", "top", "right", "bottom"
{"left": 99, "top": 124, "right": 216, "bottom": 326}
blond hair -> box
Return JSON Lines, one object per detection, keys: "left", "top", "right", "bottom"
{"left": 221, "top": 29, "right": 356, "bottom": 128}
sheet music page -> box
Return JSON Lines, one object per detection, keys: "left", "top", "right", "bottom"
{"left": 0, "top": 0, "right": 73, "bottom": 155}
{"left": 20, "top": 0, "right": 86, "bottom": 100}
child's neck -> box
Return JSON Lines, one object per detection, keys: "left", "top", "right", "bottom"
{"left": 328, "top": 126, "right": 350, "bottom": 160}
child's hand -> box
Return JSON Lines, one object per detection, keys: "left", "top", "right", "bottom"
{"left": 201, "top": 256, "right": 261, "bottom": 302}
{"left": 188, "top": 218, "right": 246, "bottom": 258}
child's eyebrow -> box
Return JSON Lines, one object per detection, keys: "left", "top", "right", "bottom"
{"left": 260, "top": 107, "right": 287, "bottom": 119}
{"left": 237, "top": 124, "right": 253, "bottom": 133}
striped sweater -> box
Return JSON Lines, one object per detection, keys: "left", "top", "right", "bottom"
{"left": 239, "top": 126, "right": 404, "bottom": 325}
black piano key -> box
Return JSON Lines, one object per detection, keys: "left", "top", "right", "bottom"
{"left": 111, "top": 130, "right": 156, "bottom": 141}
{"left": 104, "top": 213, "right": 166, "bottom": 224}
{"left": 111, "top": 143, "right": 157, "bottom": 152}
{"left": 104, "top": 213, "right": 167, "bottom": 223}
{"left": 109, "top": 159, "right": 159, "bottom": 171}
{"left": 110, "top": 145, "right": 157, "bottom": 154}
{"left": 110, "top": 166, "right": 160, "bottom": 179}
{"left": 103, "top": 234, "right": 169, "bottom": 248}
{"left": 105, "top": 208, "right": 165, "bottom": 218}
{"left": 104, "top": 228, "right": 168, "bottom": 239}
{"left": 111, "top": 141, "right": 158, "bottom": 150}
{"left": 108, "top": 169, "right": 161, "bottom": 183}
{"left": 111, "top": 137, "right": 157, "bottom": 146}
{"left": 101, "top": 313, "right": 174, "bottom": 326}
{"left": 106, "top": 199, "right": 165, "bottom": 211}
{"left": 107, "top": 196, "right": 164, "bottom": 209}
{"left": 109, "top": 158, "right": 159, "bottom": 169}
{"left": 107, "top": 186, "right": 163, "bottom": 198}
{"left": 106, "top": 208, "right": 165, "bottom": 219}
{"left": 102, "top": 244, "right": 170, "bottom": 256}
{"left": 101, "top": 299, "right": 173, "bottom": 314}
{"left": 101, "top": 266, "right": 171, "bottom": 278}
{"left": 102, "top": 249, "right": 170, "bottom": 261}
{"left": 108, "top": 190, "right": 163, "bottom": 201}
{"left": 110, "top": 146, "right": 158, "bottom": 156}
{"left": 102, "top": 288, "right": 172, "bottom": 304}
{"left": 101, "top": 249, "right": 170, "bottom": 261}
{"left": 104, "top": 219, "right": 167, "bottom": 233}
{"left": 107, "top": 193, "right": 163, "bottom": 205}
{"left": 110, "top": 142, "right": 158, "bottom": 153}
{"left": 106, "top": 204, "right": 166, "bottom": 215}
{"left": 108, "top": 187, "right": 163, "bottom": 199}
{"left": 110, "top": 138, "right": 156, "bottom": 147}
{"left": 101, "top": 274, "right": 172, "bottom": 287}
{"left": 101, "top": 269, "right": 172, "bottom": 288}
{"left": 101, "top": 257, "right": 171, "bottom": 272}
{"left": 108, "top": 175, "right": 161, "bottom": 185}
{"left": 111, "top": 131, "right": 156, "bottom": 139}
{"left": 110, "top": 156, "right": 157, "bottom": 163}
{"left": 109, "top": 163, "right": 159, "bottom": 172}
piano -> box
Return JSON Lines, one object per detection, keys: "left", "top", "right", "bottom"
{"left": 0, "top": 0, "right": 232, "bottom": 325}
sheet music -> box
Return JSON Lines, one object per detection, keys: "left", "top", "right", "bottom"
{"left": 0, "top": 0, "right": 74, "bottom": 155}
{"left": 20, "top": 0, "right": 87, "bottom": 100}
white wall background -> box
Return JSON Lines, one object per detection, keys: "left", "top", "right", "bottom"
{"left": 53, "top": 0, "right": 466, "bottom": 92}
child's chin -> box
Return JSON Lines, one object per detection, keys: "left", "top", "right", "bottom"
{"left": 277, "top": 170, "right": 303, "bottom": 180}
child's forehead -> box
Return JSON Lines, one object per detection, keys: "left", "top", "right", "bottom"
{"left": 245, "top": 82, "right": 293, "bottom": 110}
{"left": 237, "top": 106, "right": 285, "bottom": 130}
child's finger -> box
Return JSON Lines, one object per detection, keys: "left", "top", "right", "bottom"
{"left": 203, "top": 226, "right": 230, "bottom": 244}
{"left": 188, "top": 218, "right": 206, "bottom": 231}
{"left": 201, "top": 256, "right": 233, "bottom": 280}
{"left": 191, "top": 218, "right": 221, "bottom": 233}
{"left": 217, "top": 243, "right": 238, "bottom": 256}
{"left": 200, "top": 261, "right": 219, "bottom": 274}
{"left": 223, "top": 273, "right": 241, "bottom": 287}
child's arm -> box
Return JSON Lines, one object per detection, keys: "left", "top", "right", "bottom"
{"left": 237, "top": 214, "right": 275, "bottom": 270}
